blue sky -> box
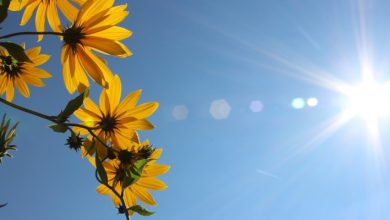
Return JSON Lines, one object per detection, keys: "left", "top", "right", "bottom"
{"left": 2, "top": 0, "right": 390, "bottom": 219}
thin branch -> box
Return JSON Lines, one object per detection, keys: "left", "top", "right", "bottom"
{"left": 0, "top": 31, "right": 64, "bottom": 40}
{"left": 0, "top": 97, "right": 56, "bottom": 122}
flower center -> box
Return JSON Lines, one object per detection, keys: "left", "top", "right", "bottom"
{"left": 63, "top": 26, "right": 85, "bottom": 52}
{"left": 0, "top": 56, "right": 22, "bottom": 79}
{"left": 118, "top": 150, "right": 135, "bottom": 165}
{"left": 98, "top": 114, "right": 118, "bottom": 134}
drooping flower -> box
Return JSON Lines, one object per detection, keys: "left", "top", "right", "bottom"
{"left": 9, "top": 0, "right": 87, "bottom": 41}
{"left": 74, "top": 75, "right": 158, "bottom": 150}
{"left": 0, "top": 45, "right": 51, "bottom": 101}
{"left": 92, "top": 141, "right": 170, "bottom": 214}
{"left": 61, "top": 0, "right": 132, "bottom": 94}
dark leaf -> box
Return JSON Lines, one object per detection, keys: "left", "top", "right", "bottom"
{"left": 57, "top": 88, "right": 89, "bottom": 122}
{"left": 0, "top": 42, "right": 32, "bottom": 63}
{"left": 48, "top": 124, "right": 67, "bottom": 133}
{"left": 128, "top": 205, "right": 154, "bottom": 216}
{"left": 0, "top": 0, "right": 11, "bottom": 24}
{"left": 95, "top": 149, "right": 108, "bottom": 184}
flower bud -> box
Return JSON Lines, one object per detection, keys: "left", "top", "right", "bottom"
{"left": 66, "top": 133, "right": 84, "bottom": 152}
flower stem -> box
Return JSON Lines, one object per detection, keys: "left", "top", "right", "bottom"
{"left": 0, "top": 97, "right": 56, "bottom": 122}
{"left": 95, "top": 170, "right": 130, "bottom": 220}
{"left": 0, "top": 31, "right": 64, "bottom": 40}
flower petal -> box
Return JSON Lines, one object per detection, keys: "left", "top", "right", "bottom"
{"left": 29, "top": 67, "right": 52, "bottom": 78}
{"left": 57, "top": 0, "right": 78, "bottom": 22}
{"left": 150, "top": 148, "right": 162, "bottom": 160}
{"left": 62, "top": 49, "right": 77, "bottom": 94}
{"left": 107, "top": 75, "right": 121, "bottom": 114}
{"left": 35, "top": 3, "right": 47, "bottom": 41}
{"left": 99, "top": 90, "right": 110, "bottom": 115}
{"left": 117, "top": 89, "right": 142, "bottom": 114}
{"left": 6, "top": 83, "right": 14, "bottom": 101}
{"left": 143, "top": 164, "right": 170, "bottom": 177}
{"left": 131, "top": 185, "right": 156, "bottom": 206}
{"left": 21, "top": 74, "right": 45, "bottom": 87}
{"left": 77, "top": 0, "right": 114, "bottom": 25}
{"left": 81, "top": 37, "right": 131, "bottom": 57}
{"left": 20, "top": 1, "right": 39, "bottom": 25}
{"left": 84, "top": 97, "right": 101, "bottom": 114}
{"left": 47, "top": 1, "right": 62, "bottom": 32}
{"left": 124, "top": 189, "right": 136, "bottom": 208}
{"left": 85, "top": 5, "right": 128, "bottom": 33}
{"left": 127, "top": 119, "right": 155, "bottom": 130}
{"left": 126, "top": 102, "right": 159, "bottom": 119}
{"left": 90, "top": 26, "right": 132, "bottom": 41}
{"left": 25, "top": 46, "right": 41, "bottom": 57}
{"left": 9, "top": 0, "right": 28, "bottom": 11}
{"left": 136, "top": 177, "right": 167, "bottom": 190}
{"left": 15, "top": 77, "right": 30, "bottom": 97}
{"left": 77, "top": 45, "right": 109, "bottom": 87}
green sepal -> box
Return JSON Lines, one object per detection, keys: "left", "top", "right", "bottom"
{"left": 0, "top": 0, "right": 11, "bottom": 24}
{"left": 0, "top": 42, "right": 32, "bottom": 63}
{"left": 48, "top": 124, "right": 67, "bottom": 133}
{"left": 0, "top": 114, "right": 17, "bottom": 164}
{"left": 122, "top": 159, "right": 152, "bottom": 189}
{"left": 57, "top": 89, "right": 89, "bottom": 122}
{"left": 95, "top": 150, "right": 108, "bottom": 184}
{"left": 128, "top": 205, "right": 154, "bottom": 216}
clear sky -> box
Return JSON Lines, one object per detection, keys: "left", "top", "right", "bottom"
{"left": 2, "top": 0, "right": 390, "bottom": 219}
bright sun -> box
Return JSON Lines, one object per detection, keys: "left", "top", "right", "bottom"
{"left": 344, "top": 80, "right": 390, "bottom": 121}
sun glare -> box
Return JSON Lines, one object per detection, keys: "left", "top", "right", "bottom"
{"left": 343, "top": 81, "right": 390, "bottom": 121}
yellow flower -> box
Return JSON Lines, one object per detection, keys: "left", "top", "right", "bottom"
{"left": 74, "top": 75, "right": 158, "bottom": 150}
{"left": 9, "top": 0, "right": 86, "bottom": 41}
{"left": 61, "top": 0, "right": 132, "bottom": 94}
{"left": 93, "top": 142, "right": 170, "bottom": 213}
{"left": 0, "top": 45, "right": 51, "bottom": 101}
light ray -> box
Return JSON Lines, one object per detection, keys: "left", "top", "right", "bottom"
{"left": 281, "top": 111, "right": 354, "bottom": 165}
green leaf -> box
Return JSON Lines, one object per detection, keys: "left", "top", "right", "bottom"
{"left": 133, "top": 158, "right": 152, "bottom": 175}
{"left": 57, "top": 88, "right": 89, "bottom": 122}
{"left": 95, "top": 150, "right": 108, "bottom": 184}
{"left": 0, "top": 42, "right": 32, "bottom": 63}
{"left": 128, "top": 205, "right": 154, "bottom": 216}
{"left": 0, "top": 0, "right": 11, "bottom": 24}
{"left": 122, "top": 159, "right": 151, "bottom": 189}
{"left": 48, "top": 124, "right": 67, "bottom": 133}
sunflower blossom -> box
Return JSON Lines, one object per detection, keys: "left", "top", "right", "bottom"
{"left": 0, "top": 45, "right": 51, "bottom": 101}
{"left": 61, "top": 0, "right": 132, "bottom": 94}
{"left": 9, "top": 0, "right": 86, "bottom": 41}
{"left": 91, "top": 141, "right": 170, "bottom": 214}
{"left": 74, "top": 75, "right": 158, "bottom": 151}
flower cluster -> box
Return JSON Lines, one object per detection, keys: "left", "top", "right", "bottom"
{"left": 0, "top": 0, "right": 169, "bottom": 218}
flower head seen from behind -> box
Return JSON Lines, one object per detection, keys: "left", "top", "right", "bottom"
{"left": 9, "top": 0, "right": 87, "bottom": 41}
{"left": 0, "top": 45, "right": 51, "bottom": 101}
{"left": 91, "top": 141, "right": 170, "bottom": 215}
{"left": 74, "top": 75, "right": 158, "bottom": 151}
{"left": 61, "top": 0, "right": 132, "bottom": 94}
